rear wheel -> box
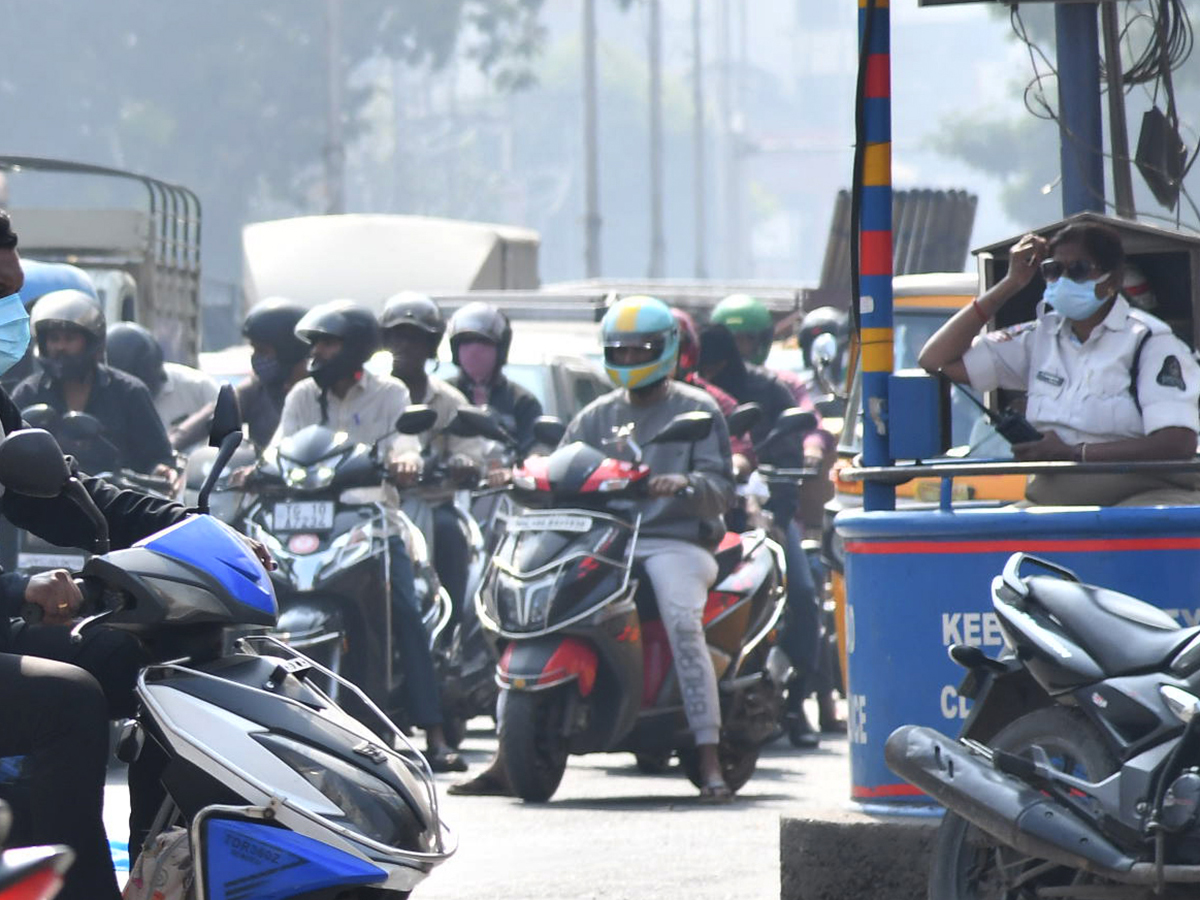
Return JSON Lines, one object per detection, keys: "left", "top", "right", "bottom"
{"left": 679, "top": 738, "right": 759, "bottom": 794}
{"left": 929, "top": 707, "right": 1118, "bottom": 900}
{"left": 499, "top": 689, "right": 570, "bottom": 802}
{"left": 634, "top": 750, "right": 673, "bottom": 775}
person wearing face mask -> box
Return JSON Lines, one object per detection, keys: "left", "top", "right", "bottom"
{"left": 172, "top": 298, "right": 311, "bottom": 451}
{"left": 446, "top": 302, "right": 543, "bottom": 458}
{"left": 920, "top": 221, "right": 1200, "bottom": 507}
{"left": 11, "top": 290, "right": 174, "bottom": 477}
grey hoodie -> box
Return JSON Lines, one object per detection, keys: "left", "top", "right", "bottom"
{"left": 561, "top": 380, "right": 735, "bottom": 546}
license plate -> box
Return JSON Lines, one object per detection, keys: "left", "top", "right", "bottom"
{"left": 18, "top": 552, "right": 86, "bottom": 571}
{"left": 509, "top": 514, "right": 592, "bottom": 533}
{"left": 273, "top": 501, "right": 336, "bottom": 531}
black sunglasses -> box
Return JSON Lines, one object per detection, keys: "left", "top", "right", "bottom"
{"left": 1039, "top": 258, "right": 1101, "bottom": 283}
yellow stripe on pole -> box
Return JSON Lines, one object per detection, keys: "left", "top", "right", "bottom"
{"left": 860, "top": 327, "right": 894, "bottom": 373}
{"left": 858, "top": 0, "right": 889, "bottom": 7}
{"left": 862, "top": 143, "right": 891, "bottom": 187}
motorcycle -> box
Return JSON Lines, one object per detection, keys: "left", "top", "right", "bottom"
{"left": 886, "top": 552, "right": 1200, "bottom": 900}
{"left": 0, "top": 800, "right": 72, "bottom": 900}
{"left": 476, "top": 410, "right": 792, "bottom": 801}
{"left": 0, "top": 390, "right": 453, "bottom": 897}
{"left": 239, "top": 407, "right": 454, "bottom": 727}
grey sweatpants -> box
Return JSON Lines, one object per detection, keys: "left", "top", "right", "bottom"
{"left": 635, "top": 536, "right": 721, "bottom": 746}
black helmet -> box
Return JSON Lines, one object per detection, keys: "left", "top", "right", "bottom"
{"left": 106, "top": 322, "right": 166, "bottom": 395}
{"left": 797, "top": 306, "right": 849, "bottom": 369}
{"left": 243, "top": 298, "right": 309, "bottom": 367}
{"left": 447, "top": 301, "right": 512, "bottom": 367}
{"left": 30, "top": 289, "right": 106, "bottom": 381}
{"left": 380, "top": 292, "right": 445, "bottom": 351}
{"left": 294, "top": 300, "right": 380, "bottom": 390}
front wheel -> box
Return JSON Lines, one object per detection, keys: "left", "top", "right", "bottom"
{"left": 679, "top": 738, "right": 759, "bottom": 794}
{"left": 929, "top": 706, "right": 1118, "bottom": 900}
{"left": 498, "top": 689, "right": 570, "bottom": 802}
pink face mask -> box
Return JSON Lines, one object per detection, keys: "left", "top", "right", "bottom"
{"left": 458, "top": 341, "right": 498, "bottom": 385}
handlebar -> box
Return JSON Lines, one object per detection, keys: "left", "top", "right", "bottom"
{"left": 18, "top": 575, "right": 109, "bottom": 626}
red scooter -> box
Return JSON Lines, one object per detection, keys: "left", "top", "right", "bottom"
{"left": 475, "top": 410, "right": 794, "bottom": 801}
{"left": 0, "top": 802, "right": 72, "bottom": 900}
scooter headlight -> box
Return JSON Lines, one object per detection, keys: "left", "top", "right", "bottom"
{"left": 256, "top": 734, "right": 429, "bottom": 851}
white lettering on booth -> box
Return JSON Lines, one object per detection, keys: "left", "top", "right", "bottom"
{"left": 940, "top": 684, "right": 970, "bottom": 720}
{"left": 942, "top": 612, "right": 1005, "bottom": 647}
{"left": 848, "top": 693, "right": 868, "bottom": 745}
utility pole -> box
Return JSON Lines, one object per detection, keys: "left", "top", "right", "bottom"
{"left": 1101, "top": 4, "right": 1135, "bottom": 218}
{"left": 692, "top": 0, "right": 707, "bottom": 278}
{"left": 717, "top": 0, "right": 735, "bottom": 276}
{"left": 648, "top": 0, "right": 665, "bottom": 278}
{"left": 324, "top": 0, "right": 345, "bottom": 215}
{"left": 583, "top": 0, "right": 602, "bottom": 278}
{"left": 1055, "top": 5, "right": 1105, "bottom": 216}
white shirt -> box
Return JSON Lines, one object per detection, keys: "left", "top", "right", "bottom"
{"left": 271, "top": 369, "right": 420, "bottom": 458}
{"left": 156, "top": 362, "right": 219, "bottom": 429}
{"left": 962, "top": 297, "right": 1200, "bottom": 445}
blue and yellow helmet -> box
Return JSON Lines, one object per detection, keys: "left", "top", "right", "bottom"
{"left": 601, "top": 295, "right": 679, "bottom": 390}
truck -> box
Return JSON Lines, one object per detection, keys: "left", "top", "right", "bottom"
{"left": 0, "top": 156, "right": 202, "bottom": 364}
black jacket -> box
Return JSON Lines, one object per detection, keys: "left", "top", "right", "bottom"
{"left": 450, "top": 372, "right": 544, "bottom": 458}
{"left": 0, "top": 386, "right": 190, "bottom": 645}
{"left": 12, "top": 364, "right": 174, "bottom": 474}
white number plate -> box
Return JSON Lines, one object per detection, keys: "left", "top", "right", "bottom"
{"left": 274, "top": 501, "right": 336, "bottom": 531}
{"left": 509, "top": 514, "right": 592, "bottom": 533}
{"left": 18, "top": 552, "right": 86, "bottom": 571}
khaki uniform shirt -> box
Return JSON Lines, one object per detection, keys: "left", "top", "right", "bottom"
{"left": 962, "top": 298, "right": 1200, "bottom": 444}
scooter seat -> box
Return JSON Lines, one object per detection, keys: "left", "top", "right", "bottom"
{"left": 714, "top": 532, "right": 744, "bottom": 583}
{"left": 1024, "top": 575, "right": 1197, "bottom": 676}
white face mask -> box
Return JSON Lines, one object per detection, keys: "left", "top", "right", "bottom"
{"left": 1045, "top": 274, "right": 1109, "bottom": 321}
{"left": 0, "top": 293, "right": 30, "bottom": 375}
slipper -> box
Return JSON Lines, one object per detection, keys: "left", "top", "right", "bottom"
{"left": 698, "top": 780, "right": 734, "bottom": 804}
{"left": 426, "top": 747, "right": 468, "bottom": 773}
{"left": 447, "top": 770, "right": 513, "bottom": 796}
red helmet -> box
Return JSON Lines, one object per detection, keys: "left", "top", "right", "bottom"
{"left": 671, "top": 308, "right": 699, "bottom": 375}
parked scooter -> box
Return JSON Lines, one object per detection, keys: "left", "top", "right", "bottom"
{"left": 239, "top": 407, "right": 454, "bottom": 727}
{"left": 887, "top": 552, "right": 1200, "bottom": 900}
{"left": 0, "top": 391, "right": 454, "bottom": 897}
{"left": 0, "top": 800, "right": 72, "bottom": 900}
{"left": 476, "top": 410, "right": 791, "bottom": 801}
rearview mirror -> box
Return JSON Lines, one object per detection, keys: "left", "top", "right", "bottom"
{"left": 812, "top": 332, "right": 838, "bottom": 368}
{"left": 815, "top": 397, "right": 845, "bottom": 419}
{"left": 755, "top": 407, "right": 818, "bottom": 455}
{"left": 0, "top": 429, "right": 71, "bottom": 498}
{"left": 646, "top": 411, "right": 713, "bottom": 446}
{"left": 209, "top": 384, "right": 242, "bottom": 448}
{"left": 726, "top": 403, "right": 763, "bottom": 437}
{"left": 20, "top": 403, "right": 60, "bottom": 431}
{"left": 446, "top": 406, "right": 512, "bottom": 445}
{"left": 59, "top": 411, "right": 105, "bottom": 441}
{"left": 533, "top": 416, "right": 566, "bottom": 447}
{"left": 396, "top": 405, "right": 438, "bottom": 436}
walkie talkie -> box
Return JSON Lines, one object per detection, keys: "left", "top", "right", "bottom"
{"left": 954, "top": 384, "right": 1043, "bottom": 444}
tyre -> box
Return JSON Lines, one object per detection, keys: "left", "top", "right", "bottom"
{"left": 679, "top": 738, "right": 760, "bottom": 794}
{"left": 498, "top": 688, "right": 570, "bottom": 802}
{"left": 929, "top": 706, "right": 1118, "bottom": 900}
{"left": 634, "top": 750, "right": 673, "bottom": 775}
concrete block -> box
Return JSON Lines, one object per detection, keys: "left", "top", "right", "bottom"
{"left": 780, "top": 808, "right": 939, "bottom": 900}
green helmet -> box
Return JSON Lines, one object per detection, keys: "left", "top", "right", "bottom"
{"left": 711, "top": 294, "right": 773, "bottom": 364}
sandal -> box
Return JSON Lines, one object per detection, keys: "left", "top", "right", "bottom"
{"left": 426, "top": 747, "right": 468, "bottom": 773}
{"left": 698, "top": 779, "right": 734, "bottom": 804}
{"left": 447, "top": 770, "right": 513, "bottom": 796}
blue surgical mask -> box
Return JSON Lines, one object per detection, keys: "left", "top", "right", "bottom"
{"left": 1045, "top": 274, "right": 1109, "bottom": 321}
{"left": 0, "top": 294, "right": 30, "bottom": 375}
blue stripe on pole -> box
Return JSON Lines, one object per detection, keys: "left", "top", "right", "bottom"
{"left": 858, "top": 275, "right": 894, "bottom": 325}
{"left": 860, "top": 189, "right": 893, "bottom": 231}
{"left": 858, "top": 10, "right": 891, "bottom": 56}
{"left": 863, "top": 99, "right": 891, "bottom": 142}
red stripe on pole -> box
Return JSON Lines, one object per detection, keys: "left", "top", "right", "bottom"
{"left": 852, "top": 783, "right": 926, "bottom": 798}
{"left": 844, "top": 537, "right": 1200, "bottom": 555}
{"left": 859, "top": 229, "right": 893, "bottom": 276}
{"left": 865, "top": 54, "right": 890, "bottom": 98}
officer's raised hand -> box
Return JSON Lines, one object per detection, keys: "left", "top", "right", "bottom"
{"left": 1007, "top": 233, "right": 1048, "bottom": 287}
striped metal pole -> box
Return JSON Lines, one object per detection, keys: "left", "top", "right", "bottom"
{"left": 858, "top": 0, "right": 894, "bottom": 511}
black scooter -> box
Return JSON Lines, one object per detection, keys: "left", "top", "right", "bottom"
{"left": 887, "top": 552, "right": 1200, "bottom": 900}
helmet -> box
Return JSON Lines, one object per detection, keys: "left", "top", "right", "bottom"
{"left": 447, "top": 302, "right": 512, "bottom": 367}
{"left": 797, "top": 306, "right": 849, "bottom": 369}
{"left": 671, "top": 307, "right": 700, "bottom": 376}
{"left": 380, "top": 292, "right": 445, "bottom": 351}
{"left": 31, "top": 289, "right": 106, "bottom": 381}
{"left": 711, "top": 294, "right": 773, "bottom": 364}
{"left": 106, "top": 322, "right": 166, "bottom": 395}
{"left": 294, "top": 300, "right": 380, "bottom": 390}
{"left": 243, "top": 298, "right": 310, "bottom": 367}
{"left": 601, "top": 295, "right": 679, "bottom": 390}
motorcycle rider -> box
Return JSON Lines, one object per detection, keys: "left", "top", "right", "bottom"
{"left": 105, "top": 321, "right": 218, "bottom": 436}
{"left": 380, "top": 291, "right": 486, "bottom": 619}
{"left": 446, "top": 301, "right": 543, "bottom": 458}
{"left": 672, "top": 307, "right": 754, "bottom": 461}
{"left": 173, "top": 297, "right": 310, "bottom": 451}
{"left": 455, "top": 296, "right": 737, "bottom": 801}
{"left": 699, "top": 323, "right": 825, "bottom": 748}
{"left": 10, "top": 290, "right": 175, "bottom": 476}
{"left": 270, "top": 300, "right": 466, "bottom": 771}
